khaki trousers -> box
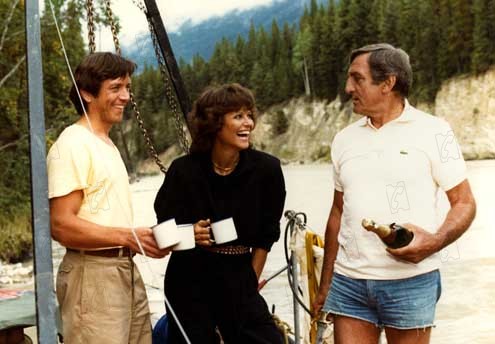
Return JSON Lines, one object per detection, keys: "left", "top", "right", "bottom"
{"left": 56, "top": 250, "right": 152, "bottom": 344}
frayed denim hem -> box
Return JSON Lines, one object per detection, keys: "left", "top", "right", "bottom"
{"left": 326, "top": 309, "right": 381, "bottom": 328}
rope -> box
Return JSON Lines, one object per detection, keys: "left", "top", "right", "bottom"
{"left": 131, "top": 229, "right": 191, "bottom": 343}
{"left": 283, "top": 211, "right": 335, "bottom": 344}
{"left": 284, "top": 216, "right": 312, "bottom": 316}
{"left": 272, "top": 313, "right": 294, "bottom": 344}
{"left": 305, "top": 231, "right": 324, "bottom": 343}
{"left": 314, "top": 312, "right": 333, "bottom": 344}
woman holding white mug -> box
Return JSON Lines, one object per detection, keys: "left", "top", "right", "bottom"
{"left": 154, "top": 83, "right": 286, "bottom": 343}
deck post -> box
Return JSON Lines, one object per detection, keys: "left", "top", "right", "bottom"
{"left": 291, "top": 250, "right": 301, "bottom": 343}
{"left": 25, "top": 0, "right": 58, "bottom": 342}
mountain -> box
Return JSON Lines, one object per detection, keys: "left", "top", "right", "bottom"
{"left": 126, "top": 0, "right": 325, "bottom": 68}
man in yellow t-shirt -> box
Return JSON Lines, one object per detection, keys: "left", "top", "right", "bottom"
{"left": 47, "top": 52, "right": 170, "bottom": 343}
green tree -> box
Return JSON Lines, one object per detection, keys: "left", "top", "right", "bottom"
{"left": 245, "top": 21, "right": 258, "bottom": 73}
{"left": 436, "top": 0, "right": 455, "bottom": 80}
{"left": 248, "top": 27, "right": 272, "bottom": 107}
{"left": 450, "top": 0, "right": 474, "bottom": 74}
{"left": 270, "top": 20, "right": 281, "bottom": 67}
{"left": 191, "top": 54, "right": 211, "bottom": 97}
{"left": 292, "top": 26, "right": 312, "bottom": 96}
{"left": 318, "top": 0, "right": 339, "bottom": 100}
{"left": 281, "top": 22, "right": 300, "bottom": 97}
{"left": 472, "top": 0, "right": 495, "bottom": 73}
{"left": 413, "top": 0, "right": 441, "bottom": 102}
{"left": 397, "top": 0, "right": 419, "bottom": 55}
{"left": 370, "top": 0, "right": 386, "bottom": 42}
{"left": 234, "top": 35, "right": 248, "bottom": 85}
{"left": 0, "top": 0, "right": 86, "bottom": 261}
{"left": 380, "top": 0, "right": 401, "bottom": 47}
{"left": 309, "top": 8, "right": 324, "bottom": 97}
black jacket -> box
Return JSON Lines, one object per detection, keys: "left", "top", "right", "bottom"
{"left": 154, "top": 148, "right": 286, "bottom": 251}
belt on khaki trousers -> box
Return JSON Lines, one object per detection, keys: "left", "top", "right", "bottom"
{"left": 67, "top": 247, "right": 135, "bottom": 257}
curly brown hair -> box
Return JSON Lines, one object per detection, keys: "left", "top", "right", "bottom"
{"left": 188, "top": 83, "right": 257, "bottom": 153}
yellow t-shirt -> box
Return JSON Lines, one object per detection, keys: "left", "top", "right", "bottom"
{"left": 47, "top": 124, "right": 133, "bottom": 228}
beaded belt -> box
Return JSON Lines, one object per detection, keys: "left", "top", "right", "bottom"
{"left": 203, "top": 245, "right": 251, "bottom": 255}
{"left": 68, "top": 247, "right": 135, "bottom": 258}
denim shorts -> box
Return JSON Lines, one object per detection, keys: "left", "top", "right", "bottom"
{"left": 322, "top": 270, "right": 441, "bottom": 329}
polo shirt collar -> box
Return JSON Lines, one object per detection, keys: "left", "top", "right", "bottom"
{"left": 358, "top": 99, "right": 415, "bottom": 127}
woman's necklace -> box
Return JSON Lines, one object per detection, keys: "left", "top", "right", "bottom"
{"left": 212, "top": 157, "right": 240, "bottom": 176}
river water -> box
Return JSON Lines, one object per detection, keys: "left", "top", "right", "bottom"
{"left": 6, "top": 160, "right": 493, "bottom": 343}
{"left": 130, "top": 160, "right": 495, "bottom": 344}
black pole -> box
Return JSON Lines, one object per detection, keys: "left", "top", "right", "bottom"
{"left": 142, "top": 0, "right": 192, "bottom": 119}
{"left": 25, "top": 1, "right": 58, "bottom": 342}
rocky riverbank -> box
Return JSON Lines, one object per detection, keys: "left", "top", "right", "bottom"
{"left": 0, "top": 262, "right": 33, "bottom": 287}
{"left": 135, "top": 67, "right": 495, "bottom": 174}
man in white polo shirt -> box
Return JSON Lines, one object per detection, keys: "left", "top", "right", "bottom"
{"left": 313, "top": 44, "right": 476, "bottom": 343}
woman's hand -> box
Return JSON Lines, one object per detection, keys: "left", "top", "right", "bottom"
{"left": 194, "top": 219, "right": 213, "bottom": 246}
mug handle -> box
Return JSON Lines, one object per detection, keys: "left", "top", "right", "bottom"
{"left": 208, "top": 226, "right": 216, "bottom": 243}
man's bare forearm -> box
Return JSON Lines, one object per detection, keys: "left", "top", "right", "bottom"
{"left": 49, "top": 191, "right": 169, "bottom": 258}
{"left": 51, "top": 211, "right": 130, "bottom": 249}
{"left": 319, "top": 211, "right": 341, "bottom": 294}
{"left": 434, "top": 180, "right": 476, "bottom": 251}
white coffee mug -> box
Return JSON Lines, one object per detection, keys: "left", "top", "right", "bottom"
{"left": 173, "top": 224, "right": 195, "bottom": 251}
{"left": 210, "top": 217, "right": 238, "bottom": 244}
{"left": 152, "top": 218, "right": 180, "bottom": 249}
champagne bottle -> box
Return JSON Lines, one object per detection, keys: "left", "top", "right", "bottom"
{"left": 361, "top": 219, "right": 413, "bottom": 249}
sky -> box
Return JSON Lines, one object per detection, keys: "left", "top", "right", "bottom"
{"left": 133, "top": 0, "right": 275, "bottom": 31}
{"left": 113, "top": 0, "right": 275, "bottom": 48}
{"left": 41, "top": 0, "right": 276, "bottom": 50}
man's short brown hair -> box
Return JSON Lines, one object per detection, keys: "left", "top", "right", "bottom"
{"left": 69, "top": 52, "right": 136, "bottom": 115}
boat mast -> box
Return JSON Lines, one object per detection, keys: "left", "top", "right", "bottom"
{"left": 143, "top": 0, "right": 192, "bottom": 119}
{"left": 25, "top": 0, "right": 58, "bottom": 342}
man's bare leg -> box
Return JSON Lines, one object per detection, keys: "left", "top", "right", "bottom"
{"left": 334, "top": 315, "right": 381, "bottom": 344}
{"left": 384, "top": 326, "right": 431, "bottom": 344}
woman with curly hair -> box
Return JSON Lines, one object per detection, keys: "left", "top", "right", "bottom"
{"left": 154, "top": 83, "right": 286, "bottom": 343}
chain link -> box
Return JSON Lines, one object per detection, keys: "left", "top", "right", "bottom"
{"left": 86, "top": 0, "right": 96, "bottom": 53}
{"left": 102, "top": 0, "right": 121, "bottom": 55}
{"left": 145, "top": 15, "right": 190, "bottom": 154}
{"left": 101, "top": 0, "right": 172, "bottom": 174}
{"left": 129, "top": 0, "right": 190, "bottom": 153}
{"left": 131, "top": 0, "right": 146, "bottom": 13}
{"left": 129, "top": 93, "right": 168, "bottom": 174}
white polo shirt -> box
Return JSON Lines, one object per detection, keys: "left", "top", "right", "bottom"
{"left": 331, "top": 100, "right": 466, "bottom": 280}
